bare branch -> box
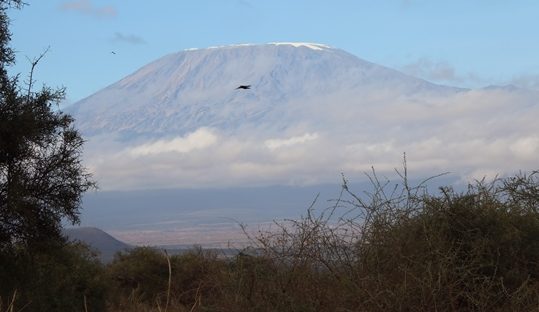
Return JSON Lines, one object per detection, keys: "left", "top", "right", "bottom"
{"left": 25, "top": 46, "right": 50, "bottom": 102}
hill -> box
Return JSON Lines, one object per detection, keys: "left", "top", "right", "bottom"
{"left": 63, "top": 227, "right": 132, "bottom": 263}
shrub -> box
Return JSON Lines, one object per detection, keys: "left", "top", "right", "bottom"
{"left": 242, "top": 170, "right": 539, "bottom": 311}
{"left": 106, "top": 247, "right": 170, "bottom": 307}
{"left": 0, "top": 241, "right": 107, "bottom": 312}
{"left": 101, "top": 170, "right": 539, "bottom": 312}
{"left": 106, "top": 246, "right": 228, "bottom": 311}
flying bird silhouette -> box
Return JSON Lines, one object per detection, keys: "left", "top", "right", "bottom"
{"left": 111, "top": 51, "right": 116, "bottom": 55}
{"left": 235, "top": 85, "right": 251, "bottom": 90}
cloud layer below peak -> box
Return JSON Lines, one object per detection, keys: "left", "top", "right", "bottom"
{"left": 82, "top": 86, "right": 539, "bottom": 190}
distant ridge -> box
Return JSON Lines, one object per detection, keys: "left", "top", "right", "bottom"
{"left": 64, "top": 227, "right": 132, "bottom": 263}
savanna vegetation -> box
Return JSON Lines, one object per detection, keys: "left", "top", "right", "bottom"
{"left": 1, "top": 2, "right": 539, "bottom": 311}
{"left": 99, "top": 170, "right": 539, "bottom": 312}
{"left": 3, "top": 168, "right": 539, "bottom": 311}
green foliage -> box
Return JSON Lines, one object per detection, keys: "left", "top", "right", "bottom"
{"left": 0, "top": 241, "right": 107, "bottom": 312}
{"left": 0, "top": 0, "right": 95, "bottom": 251}
{"left": 106, "top": 247, "right": 171, "bottom": 305}
{"left": 0, "top": 2, "right": 99, "bottom": 311}
{"left": 168, "top": 248, "right": 226, "bottom": 307}
{"left": 106, "top": 247, "right": 227, "bottom": 310}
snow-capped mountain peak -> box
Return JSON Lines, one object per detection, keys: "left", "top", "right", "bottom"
{"left": 268, "top": 42, "right": 331, "bottom": 50}
{"left": 68, "top": 42, "right": 455, "bottom": 138}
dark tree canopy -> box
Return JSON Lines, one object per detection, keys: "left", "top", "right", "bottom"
{"left": 0, "top": 1, "right": 95, "bottom": 250}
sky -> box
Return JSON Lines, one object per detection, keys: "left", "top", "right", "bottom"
{"left": 7, "top": 0, "right": 539, "bottom": 105}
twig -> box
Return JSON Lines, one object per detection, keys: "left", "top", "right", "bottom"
{"left": 163, "top": 249, "right": 172, "bottom": 312}
{"left": 25, "top": 46, "right": 50, "bottom": 102}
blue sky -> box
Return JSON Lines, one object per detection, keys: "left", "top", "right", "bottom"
{"left": 7, "top": 0, "right": 539, "bottom": 104}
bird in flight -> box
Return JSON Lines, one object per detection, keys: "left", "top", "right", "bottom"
{"left": 235, "top": 85, "right": 251, "bottom": 90}
{"left": 111, "top": 51, "right": 116, "bottom": 55}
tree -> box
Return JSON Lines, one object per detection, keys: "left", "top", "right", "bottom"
{"left": 0, "top": 3, "right": 102, "bottom": 310}
{"left": 0, "top": 1, "right": 95, "bottom": 251}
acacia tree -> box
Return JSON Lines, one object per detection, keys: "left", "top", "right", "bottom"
{"left": 0, "top": 1, "right": 95, "bottom": 250}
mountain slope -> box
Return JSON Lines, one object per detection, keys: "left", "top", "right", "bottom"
{"left": 64, "top": 227, "right": 131, "bottom": 263}
{"left": 68, "top": 42, "right": 460, "bottom": 138}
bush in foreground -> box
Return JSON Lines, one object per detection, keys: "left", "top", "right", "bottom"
{"left": 6, "top": 170, "right": 536, "bottom": 311}
{"left": 0, "top": 241, "right": 107, "bottom": 312}
{"left": 106, "top": 247, "right": 227, "bottom": 311}
{"left": 104, "top": 170, "right": 539, "bottom": 312}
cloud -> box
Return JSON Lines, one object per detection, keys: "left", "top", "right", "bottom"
{"left": 401, "top": 58, "right": 484, "bottom": 87}
{"left": 265, "top": 133, "right": 318, "bottom": 150}
{"left": 401, "top": 58, "right": 458, "bottom": 82}
{"left": 60, "top": 0, "right": 117, "bottom": 18}
{"left": 129, "top": 128, "right": 217, "bottom": 156}
{"left": 112, "top": 32, "right": 147, "bottom": 45}
{"left": 82, "top": 86, "right": 539, "bottom": 191}
{"left": 510, "top": 137, "right": 539, "bottom": 160}
{"left": 399, "top": 0, "right": 414, "bottom": 9}
{"left": 509, "top": 74, "right": 539, "bottom": 90}
{"left": 237, "top": 0, "right": 254, "bottom": 8}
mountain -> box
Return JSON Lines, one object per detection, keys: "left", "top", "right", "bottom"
{"left": 66, "top": 42, "right": 539, "bottom": 191}
{"left": 64, "top": 227, "right": 132, "bottom": 263}
{"left": 67, "top": 42, "right": 461, "bottom": 139}
{"left": 65, "top": 42, "right": 539, "bottom": 245}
